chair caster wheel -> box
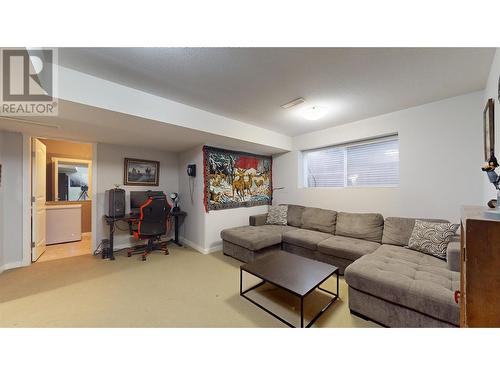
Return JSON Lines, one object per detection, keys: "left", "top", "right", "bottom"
{"left": 164, "top": 250, "right": 169, "bottom": 255}
{"left": 142, "top": 255, "right": 146, "bottom": 261}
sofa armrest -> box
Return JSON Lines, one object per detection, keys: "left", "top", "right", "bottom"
{"left": 249, "top": 213, "right": 268, "bottom": 226}
{"left": 446, "top": 235, "right": 461, "bottom": 272}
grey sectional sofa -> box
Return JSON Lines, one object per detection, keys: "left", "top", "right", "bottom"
{"left": 220, "top": 205, "right": 461, "bottom": 327}
{"left": 222, "top": 205, "right": 388, "bottom": 274}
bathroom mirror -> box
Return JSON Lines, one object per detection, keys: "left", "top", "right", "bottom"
{"left": 52, "top": 157, "right": 92, "bottom": 201}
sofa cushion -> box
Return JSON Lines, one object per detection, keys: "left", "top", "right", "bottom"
{"left": 407, "top": 220, "right": 459, "bottom": 260}
{"left": 286, "top": 204, "right": 305, "bottom": 227}
{"left": 335, "top": 212, "right": 384, "bottom": 242}
{"left": 221, "top": 225, "right": 297, "bottom": 251}
{"left": 382, "top": 217, "right": 449, "bottom": 247}
{"left": 249, "top": 213, "right": 268, "bottom": 226}
{"left": 446, "top": 236, "right": 461, "bottom": 272}
{"left": 301, "top": 207, "right": 337, "bottom": 234}
{"left": 282, "top": 229, "right": 332, "bottom": 251}
{"left": 317, "top": 235, "right": 380, "bottom": 261}
{"left": 373, "top": 244, "right": 449, "bottom": 268}
{"left": 265, "top": 205, "right": 288, "bottom": 225}
{"left": 345, "top": 244, "right": 459, "bottom": 325}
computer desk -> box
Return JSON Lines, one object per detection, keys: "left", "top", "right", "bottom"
{"left": 170, "top": 210, "right": 187, "bottom": 246}
{"left": 103, "top": 214, "right": 137, "bottom": 260}
{"left": 103, "top": 210, "right": 186, "bottom": 260}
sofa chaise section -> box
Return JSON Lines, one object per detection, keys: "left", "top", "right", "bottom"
{"left": 344, "top": 216, "right": 460, "bottom": 327}
{"left": 221, "top": 224, "right": 297, "bottom": 262}
{"left": 345, "top": 244, "right": 460, "bottom": 327}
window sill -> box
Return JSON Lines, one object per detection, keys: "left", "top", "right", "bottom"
{"left": 300, "top": 185, "right": 399, "bottom": 189}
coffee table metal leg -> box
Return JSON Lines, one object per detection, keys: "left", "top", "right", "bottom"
{"left": 240, "top": 268, "right": 339, "bottom": 328}
{"left": 309, "top": 271, "right": 340, "bottom": 328}
{"left": 240, "top": 268, "right": 295, "bottom": 327}
{"left": 337, "top": 270, "right": 339, "bottom": 296}
{"left": 240, "top": 270, "right": 266, "bottom": 296}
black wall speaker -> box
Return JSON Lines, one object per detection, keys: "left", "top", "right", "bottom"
{"left": 187, "top": 164, "right": 196, "bottom": 177}
{"left": 104, "top": 188, "right": 126, "bottom": 217}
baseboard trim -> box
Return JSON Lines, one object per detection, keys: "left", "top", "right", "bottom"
{"left": 180, "top": 237, "right": 221, "bottom": 255}
{"left": 0, "top": 260, "right": 26, "bottom": 274}
{"left": 206, "top": 244, "right": 222, "bottom": 254}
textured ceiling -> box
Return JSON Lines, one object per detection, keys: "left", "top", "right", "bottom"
{"left": 58, "top": 48, "right": 495, "bottom": 136}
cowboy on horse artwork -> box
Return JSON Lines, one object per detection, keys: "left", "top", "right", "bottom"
{"left": 203, "top": 146, "right": 272, "bottom": 211}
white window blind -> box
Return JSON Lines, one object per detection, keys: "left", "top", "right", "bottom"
{"left": 303, "top": 135, "right": 399, "bottom": 187}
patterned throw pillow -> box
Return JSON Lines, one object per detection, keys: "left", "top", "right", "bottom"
{"left": 265, "top": 205, "right": 288, "bottom": 225}
{"left": 407, "top": 220, "right": 459, "bottom": 260}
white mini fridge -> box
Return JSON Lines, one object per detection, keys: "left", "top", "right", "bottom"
{"left": 46, "top": 204, "right": 82, "bottom": 245}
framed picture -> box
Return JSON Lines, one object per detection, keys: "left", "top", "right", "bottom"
{"left": 484, "top": 98, "right": 495, "bottom": 162}
{"left": 124, "top": 158, "right": 160, "bottom": 186}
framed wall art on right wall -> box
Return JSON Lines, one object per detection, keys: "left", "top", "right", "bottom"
{"left": 484, "top": 98, "right": 495, "bottom": 161}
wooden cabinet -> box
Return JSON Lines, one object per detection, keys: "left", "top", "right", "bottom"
{"left": 460, "top": 206, "right": 500, "bottom": 327}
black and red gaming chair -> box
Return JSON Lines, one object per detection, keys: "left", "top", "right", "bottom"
{"left": 127, "top": 194, "right": 170, "bottom": 261}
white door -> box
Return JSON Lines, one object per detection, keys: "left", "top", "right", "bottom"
{"left": 32, "top": 138, "right": 47, "bottom": 262}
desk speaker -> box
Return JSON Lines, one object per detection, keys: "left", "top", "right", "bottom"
{"left": 104, "top": 188, "right": 125, "bottom": 217}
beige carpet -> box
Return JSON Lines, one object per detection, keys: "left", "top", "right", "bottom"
{"left": 0, "top": 245, "right": 378, "bottom": 328}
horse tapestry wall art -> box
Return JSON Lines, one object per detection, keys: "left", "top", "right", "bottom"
{"left": 203, "top": 146, "right": 272, "bottom": 211}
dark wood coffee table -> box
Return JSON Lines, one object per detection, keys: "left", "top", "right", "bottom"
{"left": 240, "top": 251, "right": 339, "bottom": 328}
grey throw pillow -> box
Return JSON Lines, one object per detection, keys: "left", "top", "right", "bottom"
{"left": 265, "top": 205, "right": 288, "bottom": 225}
{"left": 407, "top": 220, "right": 459, "bottom": 260}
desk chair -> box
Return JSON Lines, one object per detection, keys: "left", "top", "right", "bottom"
{"left": 128, "top": 194, "right": 170, "bottom": 261}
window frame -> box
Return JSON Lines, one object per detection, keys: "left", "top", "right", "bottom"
{"left": 301, "top": 134, "right": 399, "bottom": 189}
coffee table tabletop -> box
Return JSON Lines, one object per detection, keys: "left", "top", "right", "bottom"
{"left": 241, "top": 251, "right": 338, "bottom": 297}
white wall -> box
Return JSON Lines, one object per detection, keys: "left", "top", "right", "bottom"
{"left": 0, "top": 130, "right": 24, "bottom": 270}
{"left": 96, "top": 143, "right": 179, "bottom": 249}
{"left": 204, "top": 206, "right": 268, "bottom": 250}
{"left": 177, "top": 146, "right": 206, "bottom": 251}
{"left": 178, "top": 145, "right": 269, "bottom": 252}
{"left": 483, "top": 48, "right": 500, "bottom": 202}
{"left": 273, "top": 91, "right": 485, "bottom": 222}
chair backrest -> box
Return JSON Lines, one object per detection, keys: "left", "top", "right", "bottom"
{"left": 137, "top": 194, "right": 169, "bottom": 237}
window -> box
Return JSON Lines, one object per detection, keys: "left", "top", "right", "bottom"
{"left": 303, "top": 135, "right": 399, "bottom": 187}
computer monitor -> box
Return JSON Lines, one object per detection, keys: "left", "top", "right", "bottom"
{"left": 130, "top": 190, "right": 164, "bottom": 212}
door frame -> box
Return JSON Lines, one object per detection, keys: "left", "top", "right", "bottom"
{"left": 31, "top": 138, "right": 47, "bottom": 262}
{"left": 21, "top": 134, "right": 99, "bottom": 266}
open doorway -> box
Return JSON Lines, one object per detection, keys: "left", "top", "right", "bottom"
{"left": 31, "top": 137, "right": 94, "bottom": 263}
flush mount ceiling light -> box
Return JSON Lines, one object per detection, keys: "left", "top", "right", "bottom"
{"left": 301, "top": 106, "right": 328, "bottom": 121}
{"left": 280, "top": 97, "right": 305, "bottom": 109}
